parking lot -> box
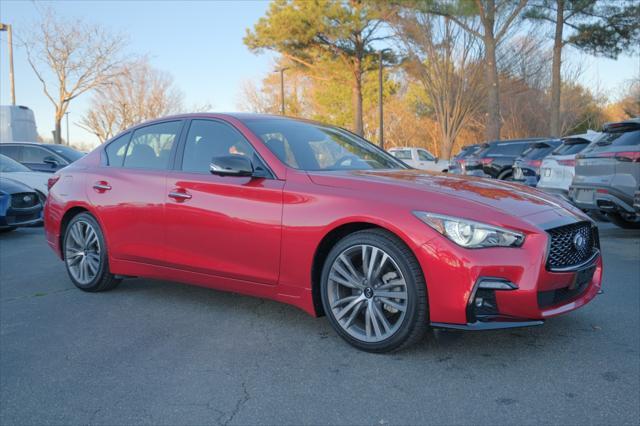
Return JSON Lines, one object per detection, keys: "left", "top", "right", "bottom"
{"left": 0, "top": 224, "right": 638, "bottom": 425}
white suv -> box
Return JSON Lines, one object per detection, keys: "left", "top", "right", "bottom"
{"left": 536, "top": 132, "right": 600, "bottom": 201}
{"left": 388, "top": 147, "right": 449, "bottom": 172}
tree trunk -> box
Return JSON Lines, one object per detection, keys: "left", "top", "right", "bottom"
{"left": 54, "top": 117, "right": 62, "bottom": 145}
{"left": 550, "top": 0, "right": 564, "bottom": 137}
{"left": 484, "top": 36, "right": 501, "bottom": 140}
{"left": 353, "top": 56, "right": 364, "bottom": 136}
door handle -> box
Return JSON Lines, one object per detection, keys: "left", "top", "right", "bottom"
{"left": 168, "top": 191, "right": 192, "bottom": 201}
{"left": 93, "top": 181, "right": 112, "bottom": 191}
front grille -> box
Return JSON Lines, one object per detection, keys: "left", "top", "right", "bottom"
{"left": 546, "top": 221, "right": 598, "bottom": 270}
{"left": 11, "top": 192, "right": 39, "bottom": 209}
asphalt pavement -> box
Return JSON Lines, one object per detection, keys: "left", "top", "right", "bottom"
{"left": 1, "top": 223, "right": 638, "bottom": 425}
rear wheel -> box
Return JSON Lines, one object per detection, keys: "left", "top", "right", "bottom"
{"left": 63, "top": 212, "right": 121, "bottom": 292}
{"left": 608, "top": 212, "right": 640, "bottom": 229}
{"left": 320, "top": 229, "right": 428, "bottom": 353}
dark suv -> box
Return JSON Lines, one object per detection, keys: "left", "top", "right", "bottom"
{"left": 463, "top": 138, "right": 547, "bottom": 180}
{"left": 448, "top": 144, "right": 480, "bottom": 174}
{"left": 570, "top": 118, "right": 640, "bottom": 229}
{"left": 0, "top": 142, "right": 83, "bottom": 173}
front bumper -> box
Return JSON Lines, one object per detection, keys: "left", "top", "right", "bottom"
{"left": 417, "top": 225, "right": 602, "bottom": 329}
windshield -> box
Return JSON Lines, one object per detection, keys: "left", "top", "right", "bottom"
{"left": 521, "top": 141, "right": 561, "bottom": 160}
{"left": 390, "top": 149, "right": 412, "bottom": 160}
{"left": 552, "top": 139, "right": 590, "bottom": 156}
{"left": 48, "top": 145, "right": 84, "bottom": 161}
{"left": 243, "top": 118, "right": 407, "bottom": 171}
{"left": 0, "top": 154, "right": 31, "bottom": 172}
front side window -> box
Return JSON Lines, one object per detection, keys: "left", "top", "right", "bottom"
{"left": 0, "top": 145, "right": 22, "bottom": 161}
{"left": 123, "top": 121, "right": 181, "bottom": 170}
{"left": 181, "top": 120, "right": 256, "bottom": 173}
{"left": 243, "top": 118, "right": 406, "bottom": 171}
{"left": 104, "top": 133, "right": 131, "bottom": 166}
{"left": 418, "top": 150, "right": 435, "bottom": 161}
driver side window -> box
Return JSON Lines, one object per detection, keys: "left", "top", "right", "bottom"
{"left": 181, "top": 120, "right": 255, "bottom": 173}
{"left": 418, "top": 150, "right": 434, "bottom": 161}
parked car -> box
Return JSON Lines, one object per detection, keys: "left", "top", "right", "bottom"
{"left": 570, "top": 118, "right": 640, "bottom": 229}
{"left": 0, "top": 177, "right": 43, "bottom": 232}
{"left": 512, "top": 139, "right": 562, "bottom": 186}
{"left": 45, "top": 113, "right": 602, "bottom": 352}
{"left": 388, "top": 147, "right": 448, "bottom": 172}
{"left": 448, "top": 144, "right": 480, "bottom": 175}
{"left": 463, "top": 138, "right": 547, "bottom": 180}
{"left": 0, "top": 142, "right": 83, "bottom": 173}
{"left": 536, "top": 133, "right": 599, "bottom": 201}
{"left": 0, "top": 154, "right": 49, "bottom": 202}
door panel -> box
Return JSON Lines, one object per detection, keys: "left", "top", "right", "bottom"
{"left": 87, "top": 168, "right": 167, "bottom": 264}
{"left": 165, "top": 118, "right": 283, "bottom": 285}
{"left": 165, "top": 174, "right": 284, "bottom": 284}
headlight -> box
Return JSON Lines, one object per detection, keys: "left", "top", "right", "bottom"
{"left": 413, "top": 212, "right": 524, "bottom": 248}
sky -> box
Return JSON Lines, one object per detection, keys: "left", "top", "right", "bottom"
{"left": 0, "top": 0, "right": 638, "bottom": 148}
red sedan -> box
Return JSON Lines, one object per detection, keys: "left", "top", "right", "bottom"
{"left": 44, "top": 114, "right": 602, "bottom": 352}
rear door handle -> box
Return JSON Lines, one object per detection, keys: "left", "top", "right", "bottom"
{"left": 93, "top": 181, "right": 112, "bottom": 191}
{"left": 168, "top": 191, "right": 192, "bottom": 201}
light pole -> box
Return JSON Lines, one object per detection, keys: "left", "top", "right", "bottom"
{"left": 0, "top": 23, "right": 16, "bottom": 105}
{"left": 65, "top": 112, "right": 70, "bottom": 145}
{"left": 275, "top": 67, "right": 289, "bottom": 115}
{"left": 378, "top": 48, "right": 392, "bottom": 150}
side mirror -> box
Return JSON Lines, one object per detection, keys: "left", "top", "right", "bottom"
{"left": 43, "top": 156, "right": 60, "bottom": 167}
{"left": 210, "top": 155, "right": 254, "bottom": 177}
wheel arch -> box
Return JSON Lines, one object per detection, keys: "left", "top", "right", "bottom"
{"left": 310, "top": 220, "right": 420, "bottom": 317}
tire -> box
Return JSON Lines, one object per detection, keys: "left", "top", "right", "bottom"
{"left": 608, "top": 212, "right": 640, "bottom": 229}
{"left": 63, "top": 212, "right": 121, "bottom": 292}
{"left": 320, "top": 229, "right": 428, "bottom": 353}
{"left": 498, "top": 170, "right": 513, "bottom": 181}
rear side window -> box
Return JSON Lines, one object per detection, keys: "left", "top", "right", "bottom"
{"left": 124, "top": 121, "right": 181, "bottom": 170}
{"left": 22, "top": 146, "right": 56, "bottom": 164}
{"left": 391, "top": 150, "right": 412, "bottom": 160}
{"left": 181, "top": 120, "right": 255, "bottom": 173}
{"left": 485, "top": 142, "right": 530, "bottom": 156}
{"left": 0, "top": 145, "right": 22, "bottom": 161}
{"left": 104, "top": 133, "right": 131, "bottom": 166}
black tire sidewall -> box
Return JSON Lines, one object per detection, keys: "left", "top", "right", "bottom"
{"left": 63, "top": 213, "right": 111, "bottom": 291}
{"left": 320, "top": 230, "right": 425, "bottom": 353}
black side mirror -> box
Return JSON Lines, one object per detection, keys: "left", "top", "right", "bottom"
{"left": 210, "top": 155, "right": 254, "bottom": 177}
{"left": 43, "top": 156, "right": 60, "bottom": 167}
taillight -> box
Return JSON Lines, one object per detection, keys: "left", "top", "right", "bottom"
{"left": 614, "top": 152, "right": 640, "bottom": 162}
{"left": 47, "top": 175, "right": 61, "bottom": 191}
{"left": 480, "top": 158, "right": 493, "bottom": 165}
{"left": 558, "top": 159, "right": 576, "bottom": 167}
{"left": 525, "top": 160, "right": 542, "bottom": 168}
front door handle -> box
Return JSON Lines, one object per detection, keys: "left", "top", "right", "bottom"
{"left": 93, "top": 181, "right": 112, "bottom": 191}
{"left": 168, "top": 191, "right": 192, "bottom": 201}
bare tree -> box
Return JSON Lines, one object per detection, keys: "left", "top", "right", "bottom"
{"left": 23, "top": 9, "right": 127, "bottom": 144}
{"left": 393, "top": 12, "right": 485, "bottom": 159}
{"left": 79, "top": 59, "right": 184, "bottom": 142}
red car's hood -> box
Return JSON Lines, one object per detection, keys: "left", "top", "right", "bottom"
{"left": 308, "top": 169, "right": 588, "bottom": 224}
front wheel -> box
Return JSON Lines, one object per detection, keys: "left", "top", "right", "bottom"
{"left": 320, "top": 229, "right": 428, "bottom": 353}
{"left": 63, "top": 212, "right": 121, "bottom": 292}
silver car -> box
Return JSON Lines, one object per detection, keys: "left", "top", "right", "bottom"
{"left": 570, "top": 118, "right": 640, "bottom": 229}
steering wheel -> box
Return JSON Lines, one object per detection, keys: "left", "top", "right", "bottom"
{"left": 331, "top": 154, "right": 362, "bottom": 169}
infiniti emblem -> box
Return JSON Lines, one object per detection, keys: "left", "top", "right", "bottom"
{"left": 22, "top": 195, "right": 32, "bottom": 203}
{"left": 573, "top": 233, "right": 586, "bottom": 251}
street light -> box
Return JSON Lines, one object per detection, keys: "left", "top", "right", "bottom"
{"left": 274, "top": 67, "right": 289, "bottom": 115}
{"left": 378, "top": 48, "right": 392, "bottom": 150}
{"left": 0, "top": 22, "right": 16, "bottom": 105}
{"left": 65, "top": 112, "right": 70, "bottom": 145}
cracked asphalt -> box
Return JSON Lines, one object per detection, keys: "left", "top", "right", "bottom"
{"left": 1, "top": 223, "right": 639, "bottom": 425}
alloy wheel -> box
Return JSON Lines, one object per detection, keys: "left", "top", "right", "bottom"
{"left": 327, "top": 244, "right": 408, "bottom": 343}
{"left": 65, "top": 220, "right": 101, "bottom": 285}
